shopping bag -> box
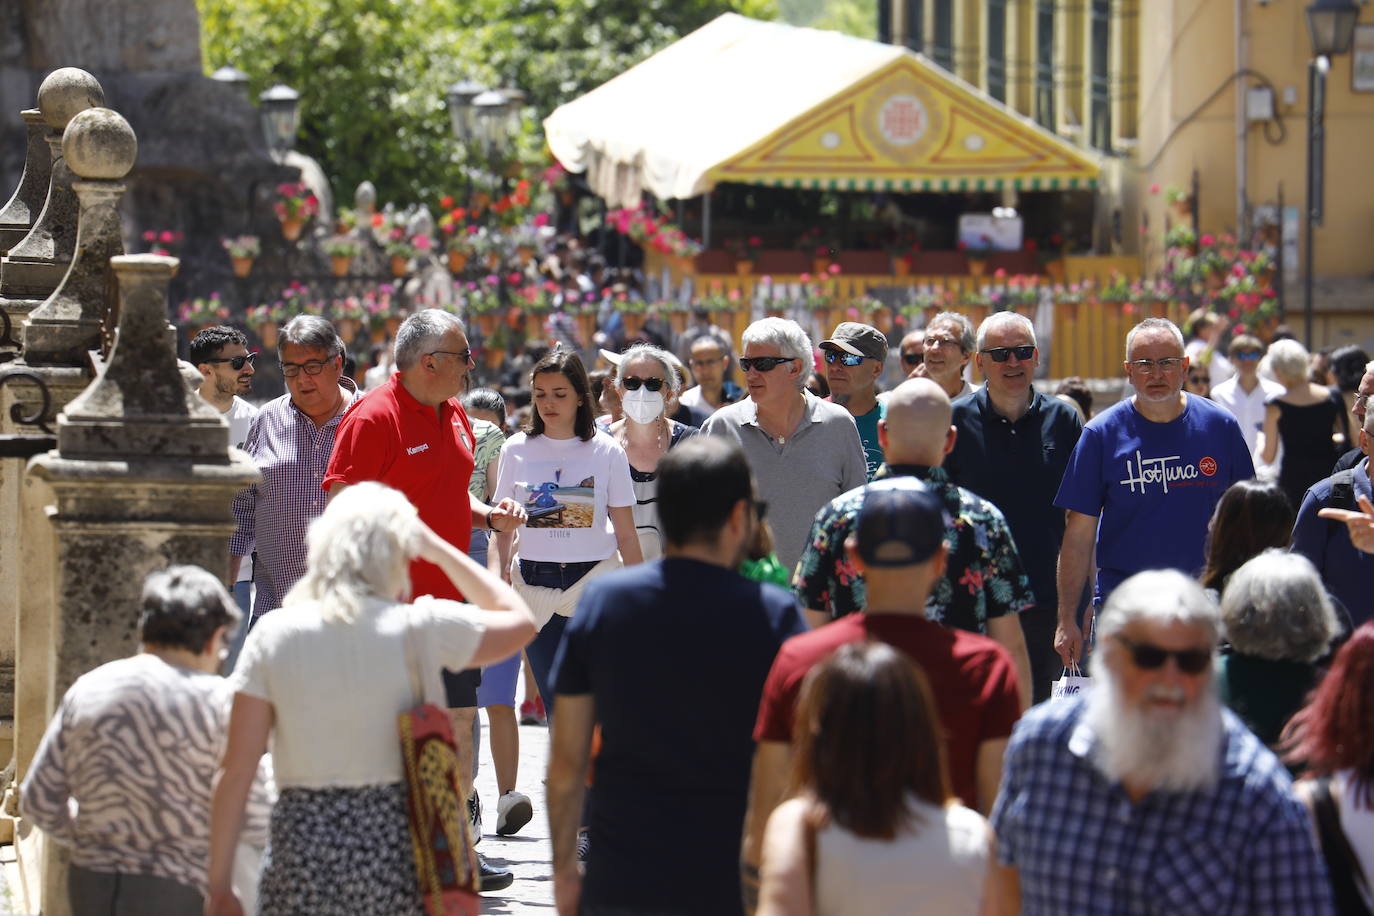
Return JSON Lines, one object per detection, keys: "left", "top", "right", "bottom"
{"left": 1051, "top": 662, "right": 1092, "bottom": 700}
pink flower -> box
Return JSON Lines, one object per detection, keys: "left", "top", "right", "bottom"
{"left": 1149, "top": 182, "right": 1161, "bottom": 195}
{"left": 748, "top": 236, "right": 761, "bottom": 246}
{"left": 994, "top": 268, "right": 1007, "bottom": 278}
{"left": 800, "top": 272, "right": 811, "bottom": 282}
{"left": 761, "top": 275, "right": 772, "bottom": 284}
{"left": 533, "top": 213, "right": 549, "bottom": 227}
{"left": 827, "top": 263, "right": 840, "bottom": 274}
{"left": 1200, "top": 234, "right": 1215, "bottom": 246}
{"left": 142, "top": 230, "right": 156, "bottom": 241}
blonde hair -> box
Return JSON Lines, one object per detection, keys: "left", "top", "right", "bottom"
{"left": 283, "top": 481, "right": 421, "bottom": 622}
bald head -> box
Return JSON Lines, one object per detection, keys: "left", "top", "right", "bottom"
{"left": 881, "top": 378, "right": 954, "bottom": 465}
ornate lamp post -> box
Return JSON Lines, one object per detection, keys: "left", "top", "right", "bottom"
{"left": 446, "top": 79, "right": 486, "bottom": 143}
{"left": 1303, "top": 0, "right": 1360, "bottom": 346}
{"left": 209, "top": 65, "right": 251, "bottom": 102}
{"left": 258, "top": 83, "right": 301, "bottom": 158}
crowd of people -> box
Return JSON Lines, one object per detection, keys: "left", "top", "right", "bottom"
{"left": 16, "top": 293, "right": 1374, "bottom": 916}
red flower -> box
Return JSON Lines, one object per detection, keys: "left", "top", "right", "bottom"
{"left": 1023, "top": 239, "right": 1038, "bottom": 253}
{"left": 371, "top": 213, "right": 385, "bottom": 228}
{"left": 440, "top": 196, "right": 454, "bottom": 209}
{"left": 507, "top": 273, "right": 522, "bottom": 284}
{"left": 451, "top": 208, "right": 466, "bottom": 221}
{"left": 748, "top": 236, "right": 761, "bottom": 246}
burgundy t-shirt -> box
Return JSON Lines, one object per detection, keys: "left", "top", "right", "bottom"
{"left": 753, "top": 612, "right": 1021, "bottom": 807}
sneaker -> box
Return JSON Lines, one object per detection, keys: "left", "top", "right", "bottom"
{"left": 468, "top": 793, "right": 482, "bottom": 844}
{"left": 519, "top": 700, "right": 539, "bottom": 725}
{"left": 477, "top": 852, "right": 514, "bottom": 892}
{"left": 533, "top": 695, "right": 548, "bottom": 726}
{"left": 576, "top": 827, "right": 590, "bottom": 863}
{"left": 496, "top": 790, "right": 533, "bottom": 836}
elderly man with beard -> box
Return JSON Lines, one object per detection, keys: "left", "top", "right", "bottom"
{"left": 986, "top": 569, "right": 1334, "bottom": 914}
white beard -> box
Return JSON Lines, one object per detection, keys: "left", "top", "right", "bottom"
{"left": 1083, "top": 666, "right": 1223, "bottom": 794}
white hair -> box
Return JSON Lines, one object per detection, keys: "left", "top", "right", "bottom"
{"left": 395, "top": 309, "right": 465, "bottom": 370}
{"left": 928, "top": 311, "right": 976, "bottom": 354}
{"left": 975, "top": 311, "right": 1037, "bottom": 351}
{"left": 742, "top": 318, "right": 813, "bottom": 389}
{"left": 616, "top": 343, "right": 683, "bottom": 397}
{"left": 1125, "top": 318, "right": 1185, "bottom": 358}
{"left": 1266, "top": 338, "right": 1310, "bottom": 385}
{"left": 1220, "top": 550, "right": 1337, "bottom": 663}
{"left": 1095, "top": 569, "right": 1221, "bottom": 646}
{"left": 283, "top": 482, "right": 421, "bottom": 622}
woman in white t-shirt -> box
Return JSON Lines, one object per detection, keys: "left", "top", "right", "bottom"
{"left": 493, "top": 348, "right": 643, "bottom": 713}
{"left": 204, "top": 482, "right": 537, "bottom": 916}
{"left": 758, "top": 642, "right": 994, "bottom": 916}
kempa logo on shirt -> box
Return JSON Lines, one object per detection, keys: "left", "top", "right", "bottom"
{"left": 407, "top": 443, "right": 430, "bottom": 455}
{"left": 1120, "top": 450, "right": 1217, "bottom": 494}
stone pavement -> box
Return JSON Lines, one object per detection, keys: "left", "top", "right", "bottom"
{"left": 472, "top": 709, "right": 556, "bottom": 914}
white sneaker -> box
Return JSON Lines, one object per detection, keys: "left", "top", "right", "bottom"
{"left": 496, "top": 790, "right": 533, "bottom": 836}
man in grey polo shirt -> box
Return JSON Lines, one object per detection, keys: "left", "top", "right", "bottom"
{"left": 702, "top": 317, "right": 867, "bottom": 574}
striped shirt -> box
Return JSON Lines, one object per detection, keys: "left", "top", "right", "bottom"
{"left": 21, "top": 655, "right": 274, "bottom": 892}
{"left": 230, "top": 379, "right": 360, "bottom": 613}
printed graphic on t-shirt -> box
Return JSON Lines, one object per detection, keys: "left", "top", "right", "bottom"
{"left": 516, "top": 467, "right": 595, "bottom": 529}
{"left": 1119, "top": 450, "right": 1218, "bottom": 494}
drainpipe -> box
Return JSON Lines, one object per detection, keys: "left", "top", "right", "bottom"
{"left": 1236, "top": 0, "right": 1249, "bottom": 235}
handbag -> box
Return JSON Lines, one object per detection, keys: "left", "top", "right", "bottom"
{"left": 399, "top": 608, "right": 481, "bottom": 916}
{"left": 1051, "top": 661, "right": 1092, "bottom": 700}
{"left": 1302, "top": 776, "right": 1373, "bottom": 915}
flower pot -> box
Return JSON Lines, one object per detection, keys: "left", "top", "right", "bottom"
{"left": 526, "top": 312, "right": 545, "bottom": 340}
{"left": 485, "top": 252, "right": 501, "bottom": 271}
{"left": 483, "top": 347, "right": 505, "bottom": 369}
{"left": 1044, "top": 259, "right": 1065, "bottom": 283}
{"left": 1170, "top": 199, "right": 1192, "bottom": 221}
{"left": 475, "top": 312, "right": 499, "bottom": 336}
{"left": 734, "top": 260, "right": 754, "bottom": 276}
{"left": 622, "top": 312, "right": 646, "bottom": 337}
{"left": 576, "top": 312, "right": 598, "bottom": 343}
{"left": 385, "top": 316, "right": 401, "bottom": 337}
{"left": 330, "top": 255, "right": 351, "bottom": 278}
{"left": 516, "top": 246, "right": 535, "bottom": 266}
{"left": 336, "top": 317, "right": 359, "bottom": 344}
{"left": 968, "top": 259, "right": 987, "bottom": 278}
{"left": 872, "top": 307, "right": 893, "bottom": 334}
{"left": 1205, "top": 269, "right": 1225, "bottom": 292}
{"left": 668, "top": 311, "right": 688, "bottom": 334}
{"left": 448, "top": 250, "right": 468, "bottom": 273}
{"left": 892, "top": 256, "right": 911, "bottom": 278}
{"left": 280, "top": 217, "right": 303, "bottom": 242}
{"left": 257, "top": 323, "right": 278, "bottom": 349}
{"left": 766, "top": 307, "right": 787, "bottom": 319}
{"left": 813, "top": 257, "right": 831, "bottom": 275}
{"left": 390, "top": 254, "right": 408, "bottom": 277}
{"left": 231, "top": 256, "right": 254, "bottom": 278}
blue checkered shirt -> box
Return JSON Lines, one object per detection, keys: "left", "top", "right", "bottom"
{"left": 991, "top": 695, "right": 1334, "bottom": 915}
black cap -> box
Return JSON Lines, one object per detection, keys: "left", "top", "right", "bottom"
{"left": 854, "top": 479, "right": 947, "bottom": 567}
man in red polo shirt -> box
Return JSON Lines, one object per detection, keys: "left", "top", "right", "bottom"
{"left": 324, "top": 308, "right": 524, "bottom": 890}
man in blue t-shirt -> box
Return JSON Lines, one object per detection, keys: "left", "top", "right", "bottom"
{"left": 1053, "top": 318, "right": 1253, "bottom": 666}
{"left": 547, "top": 437, "right": 805, "bottom": 916}
{"left": 820, "top": 321, "right": 888, "bottom": 480}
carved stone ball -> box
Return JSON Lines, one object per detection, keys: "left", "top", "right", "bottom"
{"left": 37, "top": 68, "right": 106, "bottom": 130}
{"left": 355, "top": 180, "right": 377, "bottom": 211}
{"left": 63, "top": 108, "right": 138, "bottom": 180}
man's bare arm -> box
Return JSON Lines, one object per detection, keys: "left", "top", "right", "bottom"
{"left": 974, "top": 737, "right": 1009, "bottom": 816}
{"left": 1054, "top": 510, "right": 1098, "bottom": 666}
{"left": 741, "top": 740, "right": 792, "bottom": 915}
{"left": 546, "top": 694, "right": 595, "bottom": 916}
{"left": 987, "top": 616, "right": 1032, "bottom": 711}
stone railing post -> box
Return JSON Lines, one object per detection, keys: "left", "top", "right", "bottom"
{"left": 0, "top": 111, "right": 52, "bottom": 258}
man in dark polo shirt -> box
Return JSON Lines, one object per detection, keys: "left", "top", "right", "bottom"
{"left": 945, "top": 311, "right": 1082, "bottom": 703}
{"left": 323, "top": 308, "right": 525, "bottom": 889}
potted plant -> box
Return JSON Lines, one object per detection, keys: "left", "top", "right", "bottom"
{"left": 323, "top": 235, "right": 361, "bottom": 277}
{"left": 724, "top": 236, "right": 762, "bottom": 275}
{"left": 959, "top": 236, "right": 993, "bottom": 277}
{"left": 221, "top": 235, "right": 260, "bottom": 277}
{"left": 464, "top": 276, "right": 504, "bottom": 336}
{"left": 851, "top": 295, "right": 892, "bottom": 333}
{"left": 330, "top": 294, "right": 368, "bottom": 344}
{"left": 273, "top": 182, "right": 319, "bottom": 241}
{"left": 384, "top": 227, "right": 416, "bottom": 277}
{"left": 615, "top": 292, "right": 649, "bottom": 337}
{"left": 887, "top": 231, "right": 918, "bottom": 277}
{"left": 1165, "top": 185, "right": 1192, "bottom": 221}
{"left": 177, "top": 292, "right": 228, "bottom": 335}
{"left": 246, "top": 298, "right": 288, "bottom": 349}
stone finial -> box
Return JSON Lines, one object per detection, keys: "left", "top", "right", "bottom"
{"left": 408, "top": 206, "right": 434, "bottom": 239}
{"left": 0, "top": 112, "right": 53, "bottom": 256}
{"left": 62, "top": 108, "right": 138, "bottom": 181}
{"left": 57, "top": 255, "right": 225, "bottom": 459}
{"left": 22, "top": 108, "right": 136, "bottom": 366}
{"left": 355, "top": 180, "right": 376, "bottom": 214}
{"left": 36, "top": 68, "right": 106, "bottom": 131}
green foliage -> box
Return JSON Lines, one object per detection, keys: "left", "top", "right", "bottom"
{"left": 198, "top": 0, "right": 775, "bottom": 206}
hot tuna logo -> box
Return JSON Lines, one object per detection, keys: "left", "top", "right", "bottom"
{"left": 1119, "top": 451, "right": 1215, "bottom": 494}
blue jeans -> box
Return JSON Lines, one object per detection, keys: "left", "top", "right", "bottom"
{"left": 520, "top": 559, "right": 599, "bottom": 719}
{"left": 223, "top": 579, "right": 254, "bottom": 674}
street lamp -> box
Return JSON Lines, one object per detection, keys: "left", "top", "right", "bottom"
{"left": 210, "top": 65, "right": 251, "bottom": 102}
{"left": 1303, "top": 0, "right": 1360, "bottom": 347}
{"left": 258, "top": 83, "right": 301, "bottom": 156}
{"left": 446, "top": 79, "right": 486, "bottom": 143}
{"left": 497, "top": 84, "right": 527, "bottom": 145}
{"left": 472, "top": 89, "right": 510, "bottom": 157}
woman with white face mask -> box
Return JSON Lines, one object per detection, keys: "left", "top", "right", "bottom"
{"left": 609, "top": 345, "right": 699, "bottom": 559}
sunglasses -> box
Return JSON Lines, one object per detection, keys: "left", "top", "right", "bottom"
{"left": 979, "top": 345, "right": 1035, "bottom": 363}
{"left": 1233, "top": 352, "right": 1262, "bottom": 361}
{"left": 1187, "top": 375, "right": 1209, "bottom": 385}
{"left": 739, "top": 356, "right": 797, "bottom": 373}
{"left": 204, "top": 351, "right": 258, "bottom": 371}
{"left": 622, "top": 376, "right": 665, "bottom": 392}
{"left": 901, "top": 352, "right": 924, "bottom": 366}
{"left": 1116, "top": 636, "right": 1212, "bottom": 674}
{"left": 823, "top": 350, "right": 867, "bottom": 367}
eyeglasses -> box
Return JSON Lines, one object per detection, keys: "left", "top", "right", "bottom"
{"left": 428, "top": 349, "right": 473, "bottom": 364}
{"left": 689, "top": 357, "right": 723, "bottom": 368}
{"left": 924, "top": 335, "right": 961, "bottom": 349}
{"left": 823, "top": 350, "right": 867, "bottom": 367}
{"left": 1115, "top": 636, "right": 1212, "bottom": 674}
{"left": 1187, "top": 375, "right": 1210, "bottom": 386}
{"left": 622, "top": 376, "right": 665, "bottom": 392}
{"left": 280, "top": 358, "right": 336, "bottom": 378}
{"left": 1127, "top": 357, "right": 1185, "bottom": 374}
{"left": 979, "top": 345, "right": 1035, "bottom": 363}
{"left": 203, "top": 351, "right": 258, "bottom": 371}
{"left": 901, "top": 352, "right": 924, "bottom": 366}
{"left": 739, "top": 356, "right": 797, "bottom": 373}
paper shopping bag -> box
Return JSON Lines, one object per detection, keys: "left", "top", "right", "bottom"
{"left": 1051, "top": 662, "right": 1092, "bottom": 700}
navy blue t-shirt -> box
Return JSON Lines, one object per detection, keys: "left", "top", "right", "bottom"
{"left": 1291, "top": 462, "right": 1374, "bottom": 628}
{"left": 551, "top": 556, "right": 806, "bottom": 915}
{"left": 1054, "top": 393, "right": 1254, "bottom": 597}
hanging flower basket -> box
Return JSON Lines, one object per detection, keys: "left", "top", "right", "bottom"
{"left": 336, "top": 317, "right": 359, "bottom": 344}
{"left": 576, "top": 311, "right": 598, "bottom": 343}
{"left": 280, "top": 217, "right": 303, "bottom": 242}
{"left": 448, "top": 250, "right": 468, "bottom": 273}
{"left": 1045, "top": 259, "right": 1065, "bottom": 283}
{"left": 667, "top": 310, "right": 688, "bottom": 335}
{"left": 734, "top": 260, "right": 754, "bottom": 276}
{"left": 516, "top": 246, "right": 535, "bottom": 265}
{"left": 474, "top": 312, "right": 499, "bottom": 336}
{"left": 330, "top": 256, "right": 351, "bottom": 278}
{"left": 483, "top": 347, "right": 505, "bottom": 369}
{"left": 390, "top": 254, "right": 408, "bottom": 278}
{"left": 385, "top": 315, "right": 402, "bottom": 337}
{"left": 622, "top": 311, "right": 646, "bottom": 337}
{"left": 892, "top": 256, "right": 911, "bottom": 278}
{"left": 259, "top": 322, "right": 278, "bottom": 349}
{"left": 231, "top": 256, "right": 254, "bottom": 278}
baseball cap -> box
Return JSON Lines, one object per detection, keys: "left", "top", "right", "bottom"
{"left": 821, "top": 321, "right": 889, "bottom": 362}
{"left": 854, "top": 479, "right": 947, "bottom": 567}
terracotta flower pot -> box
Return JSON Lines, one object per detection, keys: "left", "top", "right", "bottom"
{"left": 330, "top": 255, "right": 351, "bottom": 277}
{"left": 892, "top": 256, "right": 911, "bottom": 278}
{"left": 735, "top": 260, "right": 754, "bottom": 276}
{"left": 1045, "top": 259, "right": 1065, "bottom": 283}
{"left": 622, "top": 312, "right": 646, "bottom": 336}
{"left": 280, "top": 217, "right": 303, "bottom": 242}
{"left": 766, "top": 307, "right": 787, "bottom": 319}
{"left": 231, "top": 256, "right": 254, "bottom": 278}
{"left": 872, "top": 307, "right": 893, "bottom": 334}
{"left": 968, "top": 259, "right": 987, "bottom": 278}
{"left": 385, "top": 316, "right": 401, "bottom": 337}
{"left": 258, "top": 323, "right": 278, "bottom": 349}
{"left": 526, "top": 312, "right": 545, "bottom": 340}
{"left": 448, "top": 250, "right": 468, "bottom": 273}
{"left": 476, "top": 312, "right": 499, "bottom": 336}
{"left": 668, "top": 311, "right": 688, "bottom": 334}
{"left": 576, "top": 312, "right": 598, "bottom": 343}
{"left": 390, "top": 254, "right": 409, "bottom": 277}
{"left": 483, "top": 347, "right": 505, "bottom": 369}
{"left": 813, "top": 257, "right": 832, "bottom": 275}
{"left": 485, "top": 252, "right": 501, "bottom": 271}
{"left": 517, "top": 246, "right": 535, "bottom": 266}
{"left": 336, "top": 317, "right": 358, "bottom": 344}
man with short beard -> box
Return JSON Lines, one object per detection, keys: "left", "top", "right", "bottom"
{"left": 986, "top": 569, "right": 1334, "bottom": 914}
{"left": 819, "top": 322, "right": 888, "bottom": 479}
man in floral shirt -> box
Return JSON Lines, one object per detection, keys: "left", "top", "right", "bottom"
{"left": 794, "top": 377, "right": 1034, "bottom": 708}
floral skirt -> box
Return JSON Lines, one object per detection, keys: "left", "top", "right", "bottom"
{"left": 259, "top": 783, "right": 424, "bottom": 916}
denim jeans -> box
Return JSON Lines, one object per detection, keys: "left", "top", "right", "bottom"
{"left": 223, "top": 579, "right": 254, "bottom": 674}
{"left": 520, "top": 559, "right": 599, "bottom": 719}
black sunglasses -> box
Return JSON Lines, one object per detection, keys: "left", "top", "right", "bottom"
{"left": 823, "top": 350, "right": 867, "bottom": 367}
{"left": 738, "top": 356, "right": 797, "bottom": 373}
{"left": 622, "top": 376, "right": 665, "bottom": 392}
{"left": 901, "top": 352, "right": 924, "bottom": 366}
{"left": 979, "top": 345, "right": 1035, "bottom": 363}
{"left": 753, "top": 499, "right": 768, "bottom": 520}
{"left": 1116, "top": 636, "right": 1211, "bottom": 674}
{"left": 204, "top": 351, "right": 258, "bottom": 371}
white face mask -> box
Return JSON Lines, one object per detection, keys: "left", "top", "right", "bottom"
{"left": 622, "top": 387, "right": 665, "bottom": 425}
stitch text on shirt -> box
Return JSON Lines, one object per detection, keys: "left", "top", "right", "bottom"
{"left": 407, "top": 443, "right": 430, "bottom": 455}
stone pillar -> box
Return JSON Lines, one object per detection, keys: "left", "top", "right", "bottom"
{"left": 27, "top": 253, "right": 258, "bottom": 914}
{"left": 0, "top": 110, "right": 50, "bottom": 257}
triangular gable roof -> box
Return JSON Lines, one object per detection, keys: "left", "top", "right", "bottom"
{"left": 543, "top": 13, "right": 1100, "bottom": 207}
